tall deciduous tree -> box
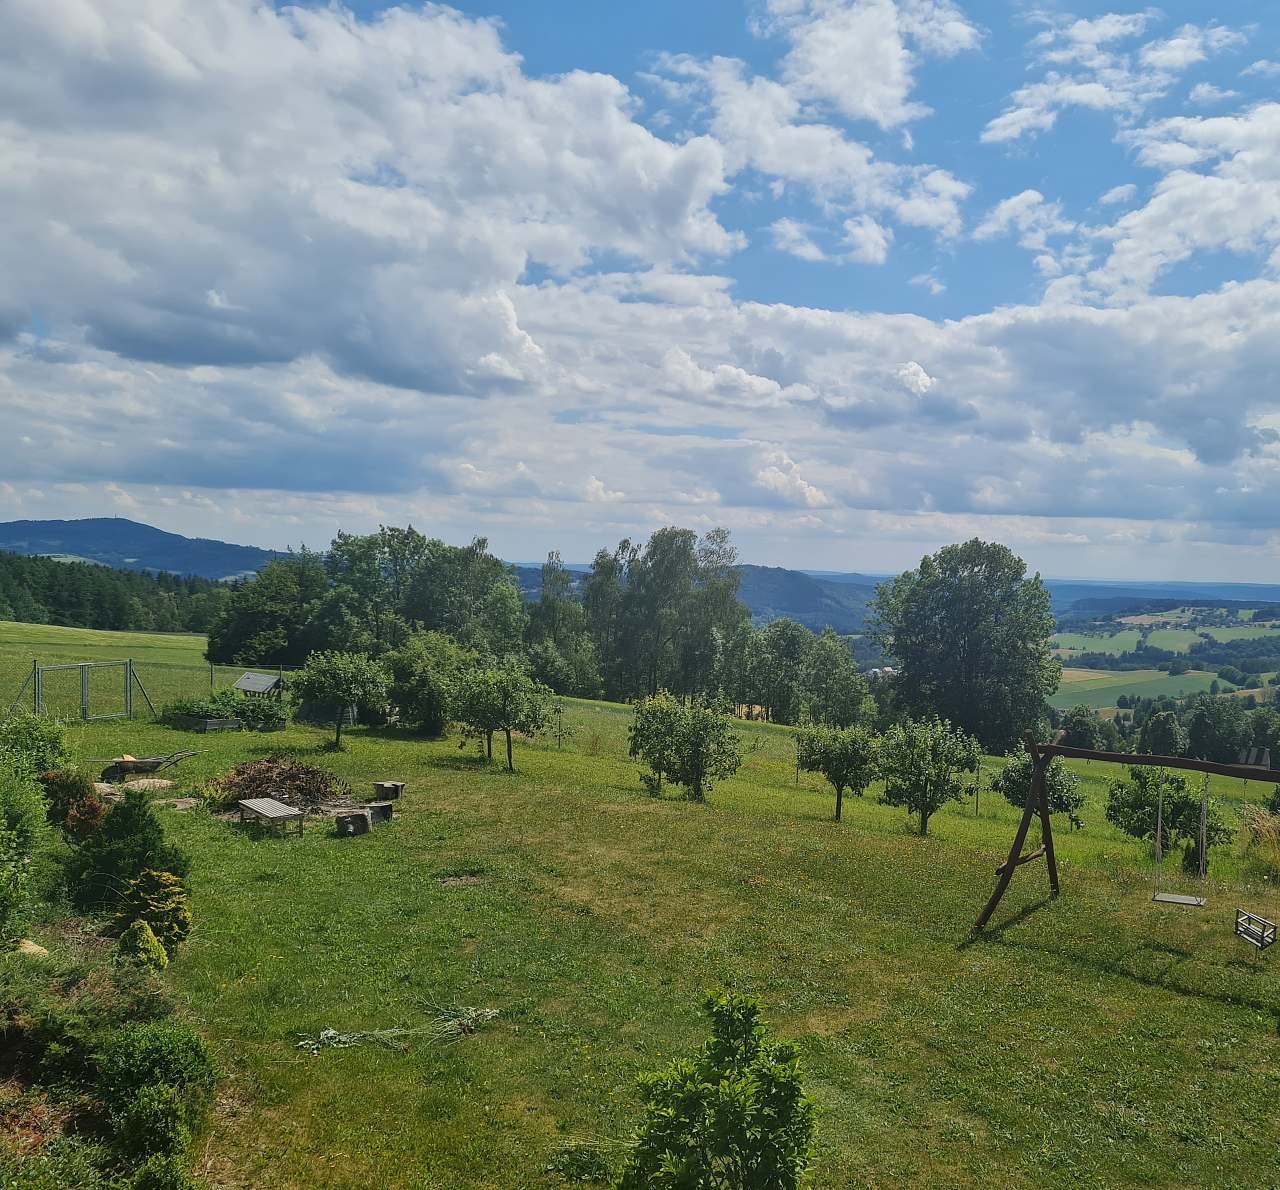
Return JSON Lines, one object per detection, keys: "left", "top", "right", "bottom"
{"left": 1186, "top": 696, "right": 1250, "bottom": 764}
{"left": 877, "top": 717, "right": 980, "bottom": 836}
{"left": 871, "top": 540, "right": 1059, "bottom": 752}
{"left": 1139, "top": 710, "right": 1188, "bottom": 757}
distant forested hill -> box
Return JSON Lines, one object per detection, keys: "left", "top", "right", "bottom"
{"left": 0, "top": 551, "right": 228, "bottom": 632}
{"left": 0, "top": 518, "right": 286, "bottom": 580}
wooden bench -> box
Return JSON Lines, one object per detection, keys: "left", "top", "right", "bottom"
{"left": 238, "top": 797, "right": 304, "bottom": 837}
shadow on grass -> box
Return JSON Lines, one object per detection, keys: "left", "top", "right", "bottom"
{"left": 958, "top": 895, "right": 1057, "bottom": 949}
{"left": 968, "top": 906, "right": 1280, "bottom": 1019}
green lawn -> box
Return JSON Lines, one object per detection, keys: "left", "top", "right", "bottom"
{"left": 15, "top": 703, "right": 1276, "bottom": 1188}
{"left": 11, "top": 622, "right": 1280, "bottom": 1187}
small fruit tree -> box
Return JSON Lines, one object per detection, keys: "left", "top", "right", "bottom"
{"left": 456, "top": 664, "right": 552, "bottom": 771}
{"left": 292, "top": 650, "right": 390, "bottom": 749}
{"left": 877, "top": 716, "right": 980, "bottom": 836}
{"left": 630, "top": 695, "right": 742, "bottom": 803}
{"left": 989, "top": 751, "right": 1085, "bottom": 829}
{"left": 796, "top": 723, "right": 877, "bottom": 821}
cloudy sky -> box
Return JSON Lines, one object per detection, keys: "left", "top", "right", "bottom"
{"left": 2, "top": 0, "right": 1279, "bottom": 578}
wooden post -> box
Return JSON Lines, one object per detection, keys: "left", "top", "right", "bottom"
{"left": 973, "top": 745, "right": 1042, "bottom": 933}
{"left": 1036, "top": 758, "right": 1059, "bottom": 895}
{"left": 126, "top": 659, "right": 134, "bottom": 719}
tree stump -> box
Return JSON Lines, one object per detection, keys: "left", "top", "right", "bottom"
{"left": 373, "top": 781, "right": 405, "bottom": 800}
{"left": 368, "top": 801, "right": 394, "bottom": 825}
{"left": 335, "top": 810, "right": 371, "bottom": 836}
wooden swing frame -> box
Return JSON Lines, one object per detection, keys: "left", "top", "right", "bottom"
{"left": 972, "top": 733, "right": 1280, "bottom": 934}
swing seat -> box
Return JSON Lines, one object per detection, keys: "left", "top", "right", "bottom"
{"left": 1235, "top": 909, "right": 1276, "bottom": 951}
{"left": 1152, "top": 892, "right": 1206, "bottom": 908}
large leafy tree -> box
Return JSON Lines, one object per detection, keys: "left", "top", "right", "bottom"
{"left": 1185, "top": 695, "right": 1251, "bottom": 764}
{"left": 877, "top": 717, "right": 980, "bottom": 836}
{"left": 1139, "top": 710, "right": 1188, "bottom": 757}
{"left": 206, "top": 553, "right": 329, "bottom": 664}
{"left": 805, "top": 630, "right": 873, "bottom": 728}
{"left": 871, "top": 540, "right": 1059, "bottom": 752}
{"left": 386, "top": 631, "right": 477, "bottom": 737}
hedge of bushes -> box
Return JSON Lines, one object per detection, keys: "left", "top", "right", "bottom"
{"left": 160, "top": 690, "right": 289, "bottom": 732}
{"left": 0, "top": 713, "right": 215, "bottom": 1188}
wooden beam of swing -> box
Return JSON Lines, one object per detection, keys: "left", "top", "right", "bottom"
{"left": 1037, "top": 744, "right": 1279, "bottom": 784}
{"left": 995, "top": 844, "right": 1046, "bottom": 876}
{"left": 972, "top": 731, "right": 1061, "bottom": 933}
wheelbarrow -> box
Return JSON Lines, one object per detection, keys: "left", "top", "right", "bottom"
{"left": 99, "top": 750, "right": 205, "bottom": 784}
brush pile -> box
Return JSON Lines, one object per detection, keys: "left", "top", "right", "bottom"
{"left": 211, "top": 756, "right": 355, "bottom": 812}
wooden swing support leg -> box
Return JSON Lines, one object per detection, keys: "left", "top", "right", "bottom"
{"left": 972, "top": 733, "right": 1060, "bottom": 933}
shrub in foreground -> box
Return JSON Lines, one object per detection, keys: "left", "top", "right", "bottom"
{"left": 617, "top": 992, "right": 814, "bottom": 1189}
{"left": 131, "top": 1152, "right": 197, "bottom": 1190}
{"left": 116, "top": 919, "right": 170, "bottom": 971}
{"left": 68, "top": 791, "right": 189, "bottom": 909}
{"left": 115, "top": 1082, "right": 190, "bottom": 1161}
{"left": 113, "top": 870, "right": 192, "bottom": 958}
{"left": 0, "top": 713, "right": 69, "bottom": 775}
{"left": 98, "top": 1021, "right": 217, "bottom": 1129}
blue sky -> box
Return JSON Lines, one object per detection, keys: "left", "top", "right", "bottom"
{"left": 1, "top": 1, "right": 1279, "bottom": 578}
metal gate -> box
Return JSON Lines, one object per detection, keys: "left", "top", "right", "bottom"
{"left": 5, "top": 659, "right": 155, "bottom": 722}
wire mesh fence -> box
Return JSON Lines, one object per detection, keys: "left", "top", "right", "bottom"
{"left": 4, "top": 656, "right": 299, "bottom": 722}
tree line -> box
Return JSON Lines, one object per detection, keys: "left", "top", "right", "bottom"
{"left": 0, "top": 550, "right": 229, "bottom": 633}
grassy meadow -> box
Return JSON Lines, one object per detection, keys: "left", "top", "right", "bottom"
{"left": 7, "top": 621, "right": 1280, "bottom": 1187}
{"left": 1049, "top": 667, "right": 1222, "bottom": 710}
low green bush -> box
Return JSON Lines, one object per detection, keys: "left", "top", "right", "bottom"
{"left": 0, "top": 826, "right": 32, "bottom": 944}
{"left": 0, "top": 752, "right": 50, "bottom": 858}
{"left": 131, "top": 1153, "right": 196, "bottom": 1190}
{"left": 98, "top": 1021, "right": 217, "bottom": 1125}
{"left": 0, "top": 713, "right": 69, "bottom": 775}
{"left": 116, "top": 920, "right": 170, "bottom": 971}
{"left": 38, "top": 768, "right": 100, "bottom": 827}
{"left": 67, "top": 791, "right": 189, "bottom": 909}
{"left": 617, "top": 992, "right": 815, "bottom": 1189}
{"left": 114, "top": 870, "right": 192, "bottom": 958}
{"left": 114, "top": 1082, "right": 190, "bottom": 1161}
{"left": 160, "top": 690, "right": 288, "bottom": 731}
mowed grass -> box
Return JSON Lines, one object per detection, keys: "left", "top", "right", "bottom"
{"left": 25, "top": 700, "right": 1279, "bottom": 1188}
{"left": 12, "top": 621, "right": 1280, "bottom": 1186}
{"left": 1050, "top": 667, "right": 1221, "bottom": 710}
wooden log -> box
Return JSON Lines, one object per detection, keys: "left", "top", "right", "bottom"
{"left": 367, "top": 801, "right": 394, "bottom": 825}
{"left": 373, "top": 781, "right": 405, "bottom": 800}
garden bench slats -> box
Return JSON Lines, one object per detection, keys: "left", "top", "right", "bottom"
{"left": 238, "top": 797, "right": 304, "bottom": 836}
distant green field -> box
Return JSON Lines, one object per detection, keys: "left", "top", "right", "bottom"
{"left": 1051, "top": 666, "right": 1221, "bottom": 709}
{"left": 1144, "top": 628, "right": 1202, "bottom": 653}
{"left": 1052, "top": 629, "right": 1141, "bottom": 656}
{"left": 1203, "top": 624, "right": 1280, "bottom": 643}
{"left": 0, "top": 620, "right": 225, "bottom": 717}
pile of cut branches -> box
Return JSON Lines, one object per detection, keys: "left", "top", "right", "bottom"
{"left": 296, "top": 1005, "right": 500, "bottom": 1054}
{"left": 210, "top": 756, "right": 354, "bottom": 811}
